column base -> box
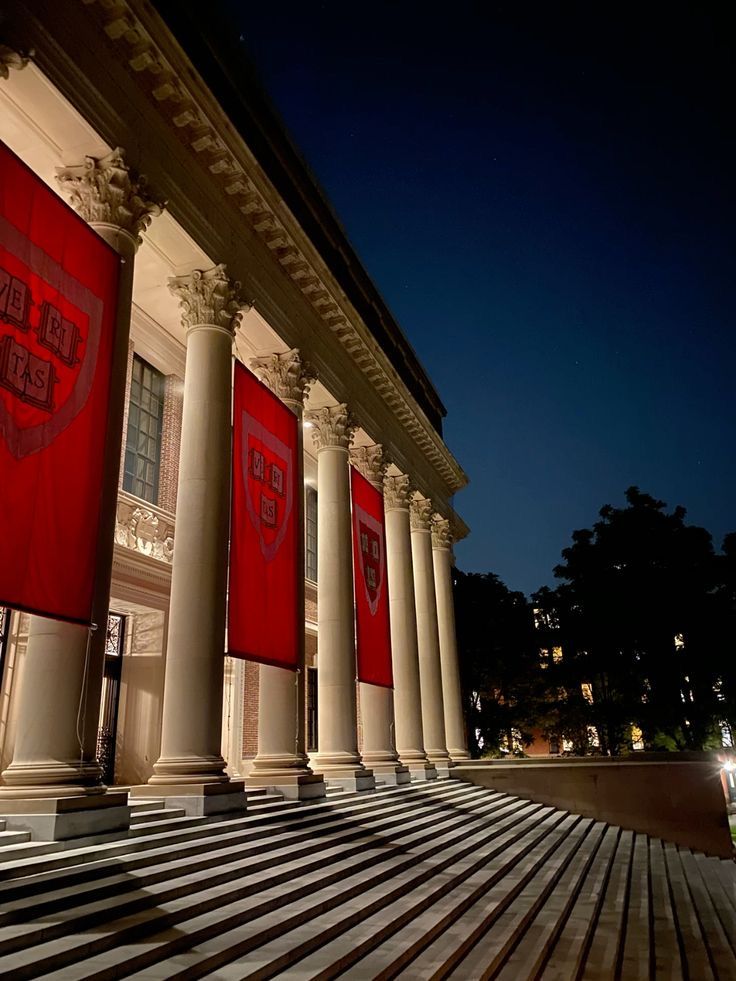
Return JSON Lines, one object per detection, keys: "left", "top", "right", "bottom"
{"left": 371, "top": 763, "right": 411, "bottom": 786}
{"left": 449, "top": 749, "right": 472, "bottom": 763}
{"left": 321, "top": 767, "right": 376, "bottom": 792}
{"left": 0, "top": 791, "right": 130, "bottom": 841}
{"left": 244, "top": 772, "right": 326, "bottom": 800}
{"left": 407, "top": 762, "right": 439, "bottom": 781}
{"left": 130, "top": 781, "right": 247, "bottom": 817}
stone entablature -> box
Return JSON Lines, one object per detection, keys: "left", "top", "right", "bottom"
{"left": 115, "top": 490, "right": 175, "bottom": 564}
{"left": 73, "top": 0, "right": 467, "bottom": 500}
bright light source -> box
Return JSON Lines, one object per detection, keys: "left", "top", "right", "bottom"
{"left": 303, "top": 421, "right": 314, "bottom": 429}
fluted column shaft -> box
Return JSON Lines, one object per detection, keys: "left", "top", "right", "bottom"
{"left": 150, "top": 267, "right": 244, "bottom": 786}
{"left": 1, "top": 150, "right": 161, "bottom": 797}
{"left": 246, "top": 350, "right": 324, "bottom": 797}
{"left": 410, "top": 498, "right": 450, "bottom": 768}
{"left": 306, "top": 406, "right": 372, "bottom": 787}
{"left": 384, "top": 476, "right": 435, "bottom": 778}
{"left": 432, "top": 521, "right": 470, "bottom": 761}
{"left": 351, "top": 448, "right": 407, "bottom": 784}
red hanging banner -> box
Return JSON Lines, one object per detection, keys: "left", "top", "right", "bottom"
{"left": 351, "top": 467, "right": 393, "bottom": 688}
{"left": 0, "top": 141, "right": 119, "bottom": 625}
{"left": 229, "top": 362, "right": 300, "bottom": 669}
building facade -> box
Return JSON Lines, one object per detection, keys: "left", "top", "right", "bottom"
{"left": 0, "top": 0, "right": 469, "bottom": 837}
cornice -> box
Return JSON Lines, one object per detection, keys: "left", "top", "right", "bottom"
{"left": 79, "top": 0, "right": 468, "bottom": 498}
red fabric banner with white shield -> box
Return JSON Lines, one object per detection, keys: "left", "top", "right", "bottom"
{"left": 229, "top": 361, "right": 300, "bottom": 668}
{"left": 351, "top": 466, "right": 393, "bottom": 687}
{"left": 0, "top": 140, "right": 120, "bottom": 624}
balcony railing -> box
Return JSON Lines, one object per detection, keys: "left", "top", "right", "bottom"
{"left": 114, "top": 490, "right": 175, "bottom": 565}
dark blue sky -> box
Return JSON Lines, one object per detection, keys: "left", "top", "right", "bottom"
{"left": 234, "top": 1, "right": 734, "bottom": 595}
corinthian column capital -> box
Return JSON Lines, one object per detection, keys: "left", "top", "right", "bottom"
{"left": 56, "top": 148, "right": 163, "bottom": 245}
{"left": 0, "top": 44, "right": 30, "bottom": 79}
{"left": 431, "top": 517, "right": 453, "bottom": 550}
{"left": 168, "top": 265, "right": 248, "bottom": 334}
{"left": 383, "top": 473, "right": 413, "bottom": 511}
{"left": 304, "top": 404, "right": 357, "bottom": 451}
{"left": 249, "top": 348, "right": 316, "bottom": 407}
{"left": 350, "top": 444, "right": 389, "bottom": 487}
{"left": 410, "top": 496, "right": 435, "bottom": 532}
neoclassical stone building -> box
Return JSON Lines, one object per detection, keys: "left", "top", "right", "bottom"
{"left": 0, "top": 1, "right": 469, "bottom": 837}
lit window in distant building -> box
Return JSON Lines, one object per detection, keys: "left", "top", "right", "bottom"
{"left": 631, "top": 725, "right": 644, "bottom": 750}
{"left": 305, "top": 487, "right": 318, "bottom": 582}
{"left": 581, "top": 683, "right": 594, "bottom": 704}
{"left": 721, "top": 722, "right": 733, "bottom": 748}
{"left": 674, "top": 633, "right": 685, "bottom": 650}
{"left": 552, "top": 646, "right": 563, "bottom": 664}
{"left": 562, "top": 737, "right": 574, "bottom": 753}
{"left": 588, "top": 726, "right": 600, "bottom": 748}
{"left": 123, "top": 355, "right": 164, "bottom": 504}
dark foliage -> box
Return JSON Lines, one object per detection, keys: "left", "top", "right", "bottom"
{"left": 455, "top": 487, "right": 736, "bottom": 756}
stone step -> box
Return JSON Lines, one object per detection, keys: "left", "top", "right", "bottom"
{"left": 0, "top": 781, "right": 732, "bottom": 980}
{"left": 0, "top": 786, "right": 512, "bottom": 977}
{"left": 0, "top": 779, "right": 483, "bottom": 897}
{"left": 0, "top": 783, "right": 493, "bottom": 928}
{"left": 236, "top": 800, "right": 557, "bottom": 980}
{"left": 127, "top": 799, "right": 164, "bottom": 813}
{"left": 0, "top": 784, "right": 495, "bottom": 963}
{"left": 61, "top": 792, "right": 535, "bottom": 979}
{"left": 0, "top": 830, "right": 32, "bottom": 847}
{"left": 129, "top": 807, "right": 187, "bottom": 825}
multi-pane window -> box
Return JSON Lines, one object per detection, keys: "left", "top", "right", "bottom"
{"left": 123, "top": 355, "right": 164, "bottom": 504}
{"left": 305, "top": 487, "right": 318, "bottom": 582}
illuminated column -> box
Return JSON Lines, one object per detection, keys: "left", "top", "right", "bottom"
{"left": 246, "top": 349, "right": 325, "bottom": 799}
{"left": 383, "top": 474, "right": 436, "bottom": 780}
{"left": 138, "top": 265, "right": 247, "bottom": 817}
{"left": 410, "top": 496, "right": 451, "bottom": 774}
{"left": 350, "top": 446, "right": 409, "bottom": 786}
{"left": 432, "top": 517, "right": 470, "bottom": 761}
{"left": 305, "top": 405, "right": 375, "bottom": 791}
{"left": 0, "top": 150, "right": 161, "bottom": 838}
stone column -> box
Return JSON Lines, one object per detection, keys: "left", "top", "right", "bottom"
{"left": 0, "top": 150, "right": 162, "bottom": 840}
{"left": 305, "top": 405, "right": 374, "bottom": 791}
{"left": 432, "top": 518, "right": 470, "bottom": 761}
{"left": 383, "top": 475, "right": 436, "bottom": 780}
{"left": 410, "top": 496, "right": 451, "bottom": 774}
{"left": 134, "top": 265, "right": 247, "bottom": 817}
{"left": 350, "top": 446, "right": 409, "bottom": 786}
{"left": 246, "top": 349, "right": 325, "bottom": 800}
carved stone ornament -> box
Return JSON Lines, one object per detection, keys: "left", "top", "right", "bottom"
{"left": 0, "top": 45, "right": 31, "bottom": 80}
{"left": 350, "top": 444, "right": 389, "bottom": 487}
{"left": 410, "top": 496, "right": 435, "bottom": 532}
{"left": 56, "top": 148, "right": 163, "bottom": 244}
{"left": 383, "top": 473, "right": 413, "bottom": 511}
{"left": 249, "top": 348, "right": 316, "bottom": 406}
{"left": 431, "top": 516, "right": 453, "bottom": 550}
{"left": 115, "top": 497, "right": 175, "bottom": 564}
{"left": 304, "top": 403, "right": 357, "bottom": 451}
{"left": 168, "top": 264, "right": 248, "bottom": 333}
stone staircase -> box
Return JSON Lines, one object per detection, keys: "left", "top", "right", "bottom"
{"left": 0, "top": 780, "right": 732, "bottom": 979}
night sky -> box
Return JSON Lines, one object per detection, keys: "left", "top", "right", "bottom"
{"left": 232, "top": 1, "right": 734, "bottom": 595}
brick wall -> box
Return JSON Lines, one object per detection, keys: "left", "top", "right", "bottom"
{"left": 119, "top": 338, "right": 135, "bottom": 486}
{"left": 159, "top": 374, "right": 183, "bottom": 513}
{"left": 242, "top": 659, "right": 260, "bottom": 759}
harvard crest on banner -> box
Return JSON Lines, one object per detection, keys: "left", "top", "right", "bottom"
{"left": 0, "top": 140, "right": 119, "bottom": 624}
{"left": 351, "top": 467, "right": 393, "bottom": 688}
{"left": 228, "top": 362, "right": 300, "bottom": 668}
